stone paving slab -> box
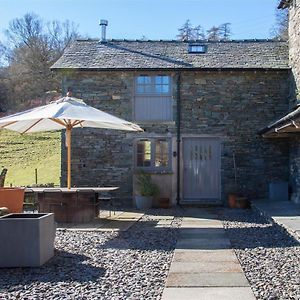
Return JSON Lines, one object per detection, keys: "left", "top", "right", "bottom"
{"left": 162, "top": 208, "right": 254, "bottom": 299}
{"left": 176, "top": 238, "right": 231, "bottom": 250}
{"left": 179, "top": 228, "right": 226, "bottom": 234}
{"left": 276, "top": 219, "right": 300, "bottom": 230}
{"left": 157, "top": 220, "right": 173, "bottom": 225}
{"left": 181, "top": 221, "right": 223, "bottom": 229}
{"left": 253, "top": 199, "right": 300, "bottom": 241}
{"left": 173, "top": 249, "right": 238, "bottom": 262}
{"left": 166, "top": 272, "right": 250, "bottom": 287}
{"left": 179, "top": 228, "right": 227, "bottom": 239}
{"left": 162, "top": 287, "right": 256, "bottom": 300}
{"left": 147, "top": 215, "right": 175, "bottom": 220}
{"left": 169, "top": 261, "right": 243, "bottom": 273}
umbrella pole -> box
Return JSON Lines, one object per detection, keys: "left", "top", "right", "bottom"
{"left": 66, "top": 126, "right": 72, "bottom": 189}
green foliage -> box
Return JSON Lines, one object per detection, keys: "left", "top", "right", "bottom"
{"left": 0, "top": 129, "right": 61, "bottom": 186}
{"left": 136, "top": 171, "right": 159, "bottom": 197}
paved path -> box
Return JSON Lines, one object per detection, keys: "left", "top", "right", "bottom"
{"left": 162, "top": 208, "right": 255, "bottom": 300}
{"left": 252, "top": 199, "right": 300, "bottom": 241}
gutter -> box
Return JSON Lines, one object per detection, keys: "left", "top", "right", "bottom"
{"left": 258, "top": 106, "right": 300, "bottom": 135}
{"left": 176, "top": 72, "right": 181, "bottom": 205}
{"left": 50, "top": 67, "right": 291, "bottom": 72}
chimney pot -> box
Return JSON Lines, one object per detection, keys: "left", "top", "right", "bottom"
{"left": 99, "top": 19, "right": 108, "bottom": 43}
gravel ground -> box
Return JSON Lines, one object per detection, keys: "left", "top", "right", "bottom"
{"left": 222, "top": 208, "right": 300, "bottom": 300}
{"left": 0, "top": 209, "right": 182, "bottom": 300}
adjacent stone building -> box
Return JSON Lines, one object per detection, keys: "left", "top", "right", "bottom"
{"left": 260, "top": 0, "right": 300, "bottom": 204}
{"left": 51, "top": 37, "right": 292, "bottom": 206}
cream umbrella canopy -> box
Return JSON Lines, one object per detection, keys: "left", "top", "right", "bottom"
{"left": 0, "top": 96, "right": 143, "bottom": 188}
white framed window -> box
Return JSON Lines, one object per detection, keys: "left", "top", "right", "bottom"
{"left": 134, "top": 75, "right": 173, "bottom": 122}
{"left": 135, "top": 138, "right": 171, "bottom": 171}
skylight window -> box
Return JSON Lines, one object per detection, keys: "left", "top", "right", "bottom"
{"left": 188, "top": 44, "right": 207, "bottom": 54}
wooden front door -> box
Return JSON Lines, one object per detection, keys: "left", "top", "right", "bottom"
{"left": 183, "top": 138, "right": 221, "bottom": 201}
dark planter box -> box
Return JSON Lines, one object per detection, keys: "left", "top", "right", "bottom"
{"left": 0, "top": 213, "right": 56, "bottom": 267}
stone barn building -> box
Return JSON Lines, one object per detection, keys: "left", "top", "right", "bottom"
{"left": 52, "top": 4, "right": 300, "bottom": 206}
{"left": 51, "top": 38, "right": 290, "bottom": 207}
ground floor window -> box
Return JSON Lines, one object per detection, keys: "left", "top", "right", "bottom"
{"left": 136, "top": 138, "right": 171, "bottom": 171}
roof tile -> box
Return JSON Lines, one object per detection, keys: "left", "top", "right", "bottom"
{"left": 51, "top": 39, "right": 289, "bottom": 70}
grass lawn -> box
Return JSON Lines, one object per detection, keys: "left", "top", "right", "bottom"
{"left": 0, "top": 130, "right": 61, "bottom": 187}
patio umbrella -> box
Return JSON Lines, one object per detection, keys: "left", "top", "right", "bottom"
{"left": 0, "top": 95, "right": 142, "bottom": 188}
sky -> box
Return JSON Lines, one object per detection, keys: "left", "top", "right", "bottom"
{"left": 0, "top": 0, "right": 280, "bottom": 41}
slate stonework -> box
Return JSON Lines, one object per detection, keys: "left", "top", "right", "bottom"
{"left": 180, "top": 70, "right": 290, "bottom": 201}
{"left": 288, "top": 1, "right": 300, "bottom": 203}
{"left": 61, "top": 71, "right": 176, "bottom": 204}
{"left": 51, "top": 40, "right": 289, "bottom": 70}
{"left": 290, "top": 137, "right": 300, "bottom": 203}
{"left": 289, "top": 0, "right": 300, "bottom": 103}
{"left": 61, "top": 69, "right": 290, "bottom": 204}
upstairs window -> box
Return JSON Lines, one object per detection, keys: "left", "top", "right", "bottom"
{"left": 134, "top": 75, "right": 172, "bottom": 122}
{"left": 136, "top": 75, "right": 170, "bottom": 94}
{"left": 188, "top": 44, "right": 207, "bottom": 53}
{"left": 136, "top": 138, "right": 171, "bottom": 170}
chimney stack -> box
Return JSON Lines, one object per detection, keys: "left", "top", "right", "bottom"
{"left": 99, "top": 19, "right": 108, "bottom": 43}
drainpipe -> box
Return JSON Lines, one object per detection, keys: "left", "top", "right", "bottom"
{"left": 176, "top": 72, "right": 181, "bottom": 205}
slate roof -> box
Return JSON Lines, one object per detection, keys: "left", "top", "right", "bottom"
{"left": 51, "top": 39, "right": 289, "bottom": 70}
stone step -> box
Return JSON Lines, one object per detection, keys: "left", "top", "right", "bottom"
{"left": 162, "top": 287, "right": 256, "bottom": 300}
{"left": 181, "top": 221, "right": 223, "bottom": 229}
{"left": 166, "top": 272, "right": 250, "bottom": 288}
{"left": 173, "top": 249, "right": 238, "bottom": 262}
{"left": 176, "top": 238, "right": 231, "bottom": 250}
{"left": 179, "top": 228, "right": 227, "bottom": 239}
{"left": 169, "top": 261, "right": 243, "bottom": 273}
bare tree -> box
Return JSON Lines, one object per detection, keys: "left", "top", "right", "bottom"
{"left": 177, "top": 19, "right": 196, "bottom": 41}
{"left": 47, "top": 20, "right": 79, "bottom": 58}
{"left": 271, "top": 8, "right": 288, "bottom": 40}
{"left": 219, "top": 23, "right": 232, "bottom": 41}
{"left": 193, "top": 25, "right": 206, "bottom": 40}
{"left": 1, "top": 13, "right": 80, "bottom": 110}
{"left": 207, "top": 26, "right": 221, "bottom": 41}
{"left": 4, "top": 13, "right": 43, "bottom": 48}
{"left": 0, "top": 67, "right": 9, "bottom": 112}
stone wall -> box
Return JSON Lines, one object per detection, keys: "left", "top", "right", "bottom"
{"left": 288, "top": 0, "right": 300, "bottom": 203}
{"left": 290, "top": 137, "right": 300, "bottom": 203}
{"left": 180, "top": 70, "right": 290, "bottom": 201}
{"left": 61, "top": 69, "right": 290, "bottom": 205}
{"left": 288, "top": 0, "right": 300, "bottom": 106}
{"left": 61, "top": 71, "right": 176, "bottom": 205}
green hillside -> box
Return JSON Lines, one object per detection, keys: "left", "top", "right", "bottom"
{"left": 0, "top": 130, "right": 61, "bottom": 187}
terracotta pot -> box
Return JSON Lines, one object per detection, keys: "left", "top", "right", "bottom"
{"left": 228, "top": 193, "right": 237, "bottom": 208}
{"left": 0, "top": 188, "right": 25, "bottom": 213}
{"left": 159, "top": 198, "right": 170, "bottom": 209}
